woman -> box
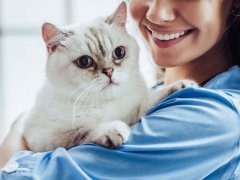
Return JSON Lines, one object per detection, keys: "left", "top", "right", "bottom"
{"left": 1, "top": 0, "right": 240, "bottom": 179}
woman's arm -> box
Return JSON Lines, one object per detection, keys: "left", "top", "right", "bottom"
{"left": 0, "top": 118, "right": 28, "bottom": 168}
{"left": 0, "top": 88, "right": 239, "bottom": 179}
{"left": 32, "top": 89, "right": 239, "bottom": 179}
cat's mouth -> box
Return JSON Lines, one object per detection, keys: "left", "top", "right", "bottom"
{"left": 102, "top": 81, "right": 118, "bottom": 90}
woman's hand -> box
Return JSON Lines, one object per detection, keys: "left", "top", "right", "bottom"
{"left": 0, "top": 116, "right": 28, "bottom": 168}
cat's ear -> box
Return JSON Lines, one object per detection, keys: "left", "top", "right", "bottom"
{"left": 42, "top": 23, "right": 67, "bottom": 53}
{"left": 106, "top": 2, "right": 127, "bottom": 28}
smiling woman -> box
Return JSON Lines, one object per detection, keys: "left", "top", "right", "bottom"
{"left": 0, "top": 0, "right": 122, "bottom": 143}
{"left": 129, "top": 0, "right": 233, "bottom": 72}
{"left": 0, "top": 0, "right": 240, "bottom": 179}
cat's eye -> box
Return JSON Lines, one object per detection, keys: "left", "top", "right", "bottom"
{"left": 74, "top": 55, "right": 95, "bottom": 69}
{"left": 112, "top": 46, "right": 126, "bottom": 60}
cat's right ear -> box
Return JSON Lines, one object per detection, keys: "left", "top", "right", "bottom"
{"left": 42, "top": 23, "right": 66, "bottom": 54}
{"left": 106, "top": 2, "right": 127, "bottom": 29}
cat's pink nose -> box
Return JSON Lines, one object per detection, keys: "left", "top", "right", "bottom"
{"left": 102, "top": 68, "right": 114, "bottom": 78}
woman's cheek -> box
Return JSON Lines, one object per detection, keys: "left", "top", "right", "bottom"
{"left": 129, "top": 1, "right": 146, "bottom": 22}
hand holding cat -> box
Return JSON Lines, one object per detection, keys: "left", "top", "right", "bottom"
{"left": 0, "top": 117, "right": 28, "bottom": 168}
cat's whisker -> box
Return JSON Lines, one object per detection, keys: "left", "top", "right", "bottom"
{"left": 89, "top": 89, "right": 97, "bottom": 105}
{"left": 83, "top": 80, "right": 100, "bottom": 105}
{"left": 75, "top": 82, "right": 96, "bottom": 103}
{"left": 92, "top": 84, "right": 103, "bottom": 104}
{"left": 67, "top": 86, "right": 85, "bottom": 104}
{"left": 73, "top": 85, "right": 94, "bottom": 111}
{"left": 71, "top": 84, "right": 95, "bottom": 133}
{"left": 85, "top": 85, "right": 97, "bottom": 105}
{"left": 88, "top": 84, "right": 102, "bottom": 105}
{"left": 128, "top": 78, "right": 147, "bottom": 88}
{"left": 72, "top": 84, "right": 95, "bottom": 137}
{"left": 78, "top": 80, "right": 102, "bottom": 105}
{"left": 71, "top": 81, "right": 98, "bottom": 124}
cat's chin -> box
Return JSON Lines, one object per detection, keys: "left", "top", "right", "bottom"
{"left": 100, "top": 83, "right": 121, "bottom": 98}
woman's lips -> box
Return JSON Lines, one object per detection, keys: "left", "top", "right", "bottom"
{"left": 148, "top": 28, "right": 196, "bottom": 48}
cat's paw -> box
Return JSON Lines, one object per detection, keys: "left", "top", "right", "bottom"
{"left": 88, "top": 121, "right": 130, "bottom": 149}
{"left": 168, "top": 79, "right": 198, "bottom": 94}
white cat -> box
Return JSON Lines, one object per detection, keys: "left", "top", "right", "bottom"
{"left": 21, "top": 2, "right": 197, "bottom": 152}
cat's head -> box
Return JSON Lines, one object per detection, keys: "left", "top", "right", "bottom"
{"left": 42, "top": 2, "right": 141, "bottom": 99}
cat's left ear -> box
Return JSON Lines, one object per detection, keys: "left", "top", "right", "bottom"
{"left": 42, "top": 23, "right": 68, "bottom": 54}
{"left": 106, "top": 2, "right": 127, "bottom": 28}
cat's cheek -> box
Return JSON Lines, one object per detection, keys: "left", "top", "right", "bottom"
{"left": 110, "top": 74, "right": 120, "bottom": 85}
{"left": 67, "top": 66, "right": 93, "bottom": 86}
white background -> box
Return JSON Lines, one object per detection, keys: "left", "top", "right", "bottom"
{"left": 0, "top": 0, "right": 156, "bottom": 143}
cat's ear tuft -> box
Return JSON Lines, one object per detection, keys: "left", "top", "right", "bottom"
{"left": 106, "top": 2, "right": 127, "bottom": 28}
{"left": 42, "top": 23, "right": 66, "bottom": 53}
{"left": 42, "top": 23, "right": 61, "bottom": 43}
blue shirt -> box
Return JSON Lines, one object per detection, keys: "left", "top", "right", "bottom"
{"left": 1, "top": 65, "right": 240, "bottom": 180}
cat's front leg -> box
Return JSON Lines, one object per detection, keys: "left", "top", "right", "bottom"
{"left": 164, "top": 79, "right": 198, "bottom": 94}
{"left": 85, "top": 120, "right": 130, "bottom": 149}
{"left": 139, "top": 80, "right": 198, "bottom": 116}
{"left": 152, "top": 79, "right": 198, "bottom": 103}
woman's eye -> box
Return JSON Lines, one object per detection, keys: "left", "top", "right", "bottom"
{"left": 74, "top": 55, "right": 94, "bottom": 69}
{"left": 112, "top": 46, "right": 126, "bottom": 60}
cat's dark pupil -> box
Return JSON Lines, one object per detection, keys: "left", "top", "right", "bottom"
{"left": 77, "top": 55, "right": 93, "bottom": 68}
{"left": 114, "top": 46, "right": 125, "bottom": 59}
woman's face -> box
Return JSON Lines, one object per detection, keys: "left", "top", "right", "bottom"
{"left": 129, "top": 0, "right": 233, "bottom": 67}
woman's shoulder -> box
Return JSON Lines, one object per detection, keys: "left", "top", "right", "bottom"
{"left": 150, "top": 86, "right": 240, "bottom": 114}
{"left": 145, "top": 86, "right": 240, "bottom": 136}
{"left": 150, "top": 65, "right": 240, "bottom": 116}
{"left": 130, "top": 86, "right": 240, "bottom": 179}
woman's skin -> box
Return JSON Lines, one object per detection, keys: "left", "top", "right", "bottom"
{"left": 129, "top": 0, "right": 233, "bottom": 85}
{"left": 0, "top": 118, "right": 28, "bottom": 168}
{"left": 0, "top": 0, "right": 236, "bottom": 168}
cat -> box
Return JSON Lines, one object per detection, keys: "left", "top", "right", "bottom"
{"left": 20, "top": 2, "right": 197, "bottom": 152}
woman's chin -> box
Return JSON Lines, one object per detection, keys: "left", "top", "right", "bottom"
{"left": 153, "top": 59, "right": 182, "bottom": 68}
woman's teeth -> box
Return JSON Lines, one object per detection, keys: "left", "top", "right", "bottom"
{"left": 152, "top": 31, "right": 186, "bottom": 41}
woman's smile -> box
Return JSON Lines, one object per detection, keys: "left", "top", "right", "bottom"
{"left": 129, "top": 0, "right": 233, "bottom": 67}
{"left": 146, "top": 27, "right": 196, "bottom": 48}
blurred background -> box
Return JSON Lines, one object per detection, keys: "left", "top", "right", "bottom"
{"left": 0, "top": 0, "right": 156, "bottom": 143}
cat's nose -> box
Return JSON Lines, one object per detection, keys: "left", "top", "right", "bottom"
{"left": 102, "top": 68, "right": 114, "bottom": 78}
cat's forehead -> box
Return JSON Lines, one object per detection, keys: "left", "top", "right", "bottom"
{"left": 85, "top": 26, "right": 114, "bottom": 58}
{"left": 70, "top": 21, "right": 122, "bottom": 59}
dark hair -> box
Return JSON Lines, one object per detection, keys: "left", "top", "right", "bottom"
{"left": 223, "top": 0, "right": 240, "bottom": 66}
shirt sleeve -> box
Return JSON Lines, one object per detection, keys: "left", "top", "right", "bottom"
{"left": 1, "top": 88, "right": 240, "bottom": 180}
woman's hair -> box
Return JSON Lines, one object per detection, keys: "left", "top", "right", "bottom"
{"left": 224, "top": 0, "right": 240, "bottom": 66}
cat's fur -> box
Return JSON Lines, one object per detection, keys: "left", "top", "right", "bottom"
{"left": 21, "top": 2, "right": 197, "bottom": 152}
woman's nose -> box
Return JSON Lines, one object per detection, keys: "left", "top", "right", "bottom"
{"left": 146, "top": 0, "right": 176, "bottom": 24}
